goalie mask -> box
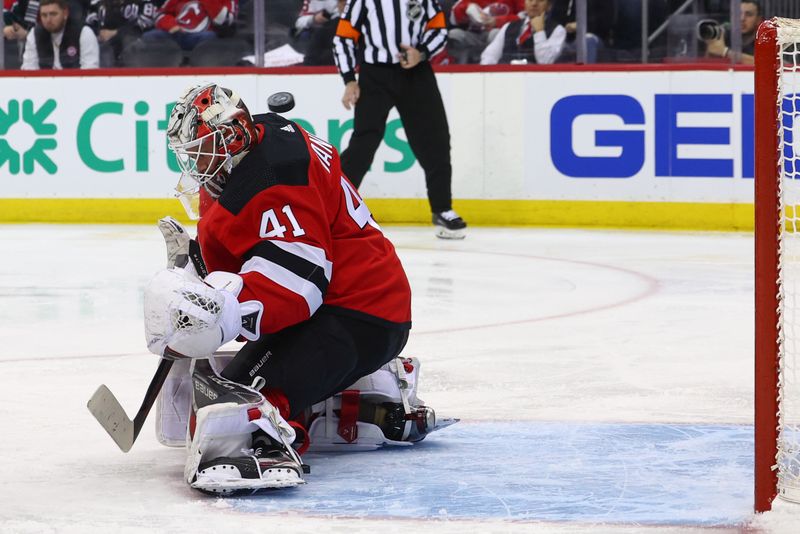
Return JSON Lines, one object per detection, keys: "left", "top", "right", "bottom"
{"left": 167, "top": 83, "right": 258, "bottom": 219}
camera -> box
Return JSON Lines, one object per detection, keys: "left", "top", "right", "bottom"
{"left": 696, "top": 19, "right": 724, "bottom": 41}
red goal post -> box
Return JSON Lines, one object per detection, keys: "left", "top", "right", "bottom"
{"left": 755, "top": 17, "right": 800, "bottom": 513}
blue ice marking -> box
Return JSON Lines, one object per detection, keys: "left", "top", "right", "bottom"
{"left": 228, "top": 422, "right": 753, "bottom": 526}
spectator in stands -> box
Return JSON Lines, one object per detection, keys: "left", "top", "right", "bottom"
{"left": 3, "top": 0, "right": 39, "bottom": 43}
{"left": 447, "top": 1, "right": 524, "bottom": 64}
{"left": 703, "top": 0, "right": 762, "bottom": 65}
{"left": 480, "top": 0, "right": 565, "bottom": 65}
{"left": 549, "top": 0, "right": 611, "bottom": 63}
{"left": 20, "top": 0, "right": 100, "bottom": 69}
{"left": 4, "top": 0, "right": 39, "bottom": 68}
{"left": 85, "top": 0, "right": 161, "bottom": 66}
{"left": 300, "top": 0, "right": 343, "bottom": 66}
{"left": 142, "top": 0, "right": 236, "bottom": 51}
{"left": 293, "top": 0, "right": 339, "bottom": 49}
{"left": 67, "top": 0, "right": 91, "bottom": 22}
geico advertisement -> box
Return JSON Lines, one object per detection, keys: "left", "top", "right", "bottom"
{"left": 525, "top": 70, "right": 759, "bottom": 202}
{"left": 0, "top": 74, "right": 426, "bottom": 198}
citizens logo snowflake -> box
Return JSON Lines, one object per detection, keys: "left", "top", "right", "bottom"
{"left": 0, "top": 99, "right": 58, "bottom": 175}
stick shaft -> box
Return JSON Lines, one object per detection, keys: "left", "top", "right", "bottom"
{"left": 131, "top": 356, "right": 175, "bottom": 442}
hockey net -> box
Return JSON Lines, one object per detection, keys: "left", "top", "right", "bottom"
{"left": 755, "top": 17, "right": 800, "bottom": 513}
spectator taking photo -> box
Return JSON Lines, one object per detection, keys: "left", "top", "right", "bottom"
{"left": 702, "top": 0, "right": 763, "bottom": 65}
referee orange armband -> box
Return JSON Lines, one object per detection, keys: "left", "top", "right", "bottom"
{"left": 336, "top": 19, "right": 361, "bottom": 40}
{"left": 425, "top": 12, "right": 446, "bottom": 30}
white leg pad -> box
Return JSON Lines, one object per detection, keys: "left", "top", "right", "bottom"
{"left": 154, "top": 352, "right": 236, "bottom": 448}
{"left": 348, "top": 357, "right": 424, "bottom": 406}
{"left": 184, "top": 364, "right": 299, "bottom": 491}
{"left": 186, "top": 400, "right": 299, "bottom": 490}
{"left": 185, "top": 402, "right": 258, "bottom": 485}
{"left": 155, "top": 357, "right": 193, "bottom": 447}
{"left": 305, "top": 357, "right": 426, "bottom": 452}
{"left": 306, "top": 418, "right": 413, "bottom": 451}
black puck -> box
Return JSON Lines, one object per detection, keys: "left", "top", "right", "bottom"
{"left": 267, "top": 92, "right": 295, "bottom": 113}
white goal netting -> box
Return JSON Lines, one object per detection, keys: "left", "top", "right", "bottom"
{"left": 776, "top": 17, "right": 800, "bottom": 504}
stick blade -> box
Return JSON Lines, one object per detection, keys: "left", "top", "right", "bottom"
{"left": 87, "top": 385, "right": 135, "bottom": 452}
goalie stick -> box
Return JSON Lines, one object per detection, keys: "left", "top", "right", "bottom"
{"left": 87, "top": 349, "right": 178, "bottom": 452}
{"left": 88, "top": 231, "right": 209, "bottom": 452}
{"left": 87, "top": 348, "right": 239, "bottom": 452}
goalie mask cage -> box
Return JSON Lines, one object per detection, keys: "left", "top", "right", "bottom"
{"left": 755, "top": 17, "right": 800, "bottom": 513}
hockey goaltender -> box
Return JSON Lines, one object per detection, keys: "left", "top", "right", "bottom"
{"left": 91, "top": 83, "right": 455, "bottom": 495}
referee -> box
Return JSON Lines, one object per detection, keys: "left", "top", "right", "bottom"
{"left": 333, "top": 0, "right": 467, "bottom": 239}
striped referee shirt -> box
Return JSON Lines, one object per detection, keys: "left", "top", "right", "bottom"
{"left": 333, "top": 0, "right": 448, "bottom": 83}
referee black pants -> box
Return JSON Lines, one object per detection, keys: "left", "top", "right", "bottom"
{"left": 221, "top": 309, "right": 410, "bottom": 419}
{"left": 340, "top": 61, "right": 453, "bottom": 214}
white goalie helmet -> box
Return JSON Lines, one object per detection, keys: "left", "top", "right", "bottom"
{"left": 167, "top": 83, "right": 259, "bottom": 219}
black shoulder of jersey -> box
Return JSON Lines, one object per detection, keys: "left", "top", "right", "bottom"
{"left": 218, "top": 113, "right": 310, "bottom": 215}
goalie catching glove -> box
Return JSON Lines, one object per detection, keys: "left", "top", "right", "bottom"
{"left": 157, "top": 216, "right": 191, "bottom": 271}
{"left": 143, "top": 267, "right": 263, "bottom": 359}
{"left": 157, "top": 216, "right": 209, "bottom": 277}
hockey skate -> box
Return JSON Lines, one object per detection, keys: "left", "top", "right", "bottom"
{"left": 194, "top": 432, "right": 305, "bottom": 495}
{"left": 433, "top": 210, "right": 467, "bottom": 240}
{"left": 299, "top": 357, "right": 459, "bottom": 452}
{"left": 186, "top": 359, "right": 305, "bottom": 495}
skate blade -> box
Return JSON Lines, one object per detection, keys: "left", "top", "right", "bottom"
{"left": 434, "top": 227, "right": 466, "bottom": 240}
{"left": 192, "top": 470, "right": 304, "bottom": 495}
{"left": 432, "top": 417, "right": 460, "bottom": 432}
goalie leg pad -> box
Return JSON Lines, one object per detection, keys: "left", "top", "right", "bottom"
{"left": 188, "top": 403, "right": 304, "bottom": 495}
{"left": 154, "top": 352, "right": 236, "bottom": 448}
{"left": 303, "top": 357, "right": 438, "bottom": 452}
{"left": 186, "top": 360, "right": 304, "bottom": 494}
{"left": 155, "top": 357, "right": 193, "bottom": 447}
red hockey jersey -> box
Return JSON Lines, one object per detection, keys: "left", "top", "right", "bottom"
{"left": 154, "top": 0, "right": 237, "bottom": 33}
{"left": 450, "top": 0, "right": 524, "bottom": 28}
{"left": 197, "top": 113, "right": 412, "bottom": 335}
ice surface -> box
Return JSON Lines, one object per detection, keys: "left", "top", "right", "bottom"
{"left": 0, "top": 225, "right": 797, "bottom": 533}
{"left": 235, "top": 422, "right": 753, "bottom": 525}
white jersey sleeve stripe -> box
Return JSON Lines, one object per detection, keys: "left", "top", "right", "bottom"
{"left": 269, "top": 240, "right": 333, "bottom": 282}
{"left": 241, "top": 256, "right": 324, "bottom": 316}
